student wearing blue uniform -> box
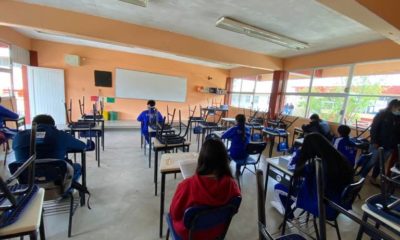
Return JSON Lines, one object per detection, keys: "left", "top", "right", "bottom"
{"left": 333, "top": 125, "right": 357, "bottom": 167}
{"left": 302, "top": 113, "right": 332, "bottom": 140}
{"left": 137, "top": 100, "right": 163, "bottom": 143}
{"left": 270, "top": 133, "right": 354, "bottom": 220}
{"left": 221, "top": 114, "right": 250, "bottom": 174}
{"left": 0, "top": 97, "right": 19, "bottom": 138}
{"left": 13, "top": 114, "right": 85, "bottom": 192}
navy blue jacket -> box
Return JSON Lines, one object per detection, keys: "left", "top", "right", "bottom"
{"left": 137, "top": 109, "right": 163, "bottom": 134}
{"left": 221, "top": 125, "right": 250, "bottom": 159}
{"left": 13, "top": 124, "right": 86, "bottom": 162}
{"left": 370, "top": 109, "right": 400, "bottom": 149}
{"left": 333, "top": 136, "right": 357, "bottom": 166}
{"left": 0, "top": 105, "right": 19, "bottom": 127}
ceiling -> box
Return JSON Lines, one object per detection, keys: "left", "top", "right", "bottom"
{"left": 15, "top": 0, "right": 385, "bottom": 59}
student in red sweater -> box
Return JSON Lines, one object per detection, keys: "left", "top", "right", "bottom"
{"left": 169, "top": 138, "right": 241, "bottom": 240}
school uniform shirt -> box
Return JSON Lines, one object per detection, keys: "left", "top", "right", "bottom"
{"left": 169, "top": 174, "right": 241, "bottom": 240}
{"left": 137, "top": 109, "right": 163, "bottom": 134}
{"left": 221, "top": 125, "right": 251, "bottom": 159}
{"left": 0, "top": 105, "right": 18, "bottom": 127}
{"left": 333, "top": 136, "right": 357, "bottom": 166}
{"left": 13, "top": 124, "right": 86, "bottom": 162}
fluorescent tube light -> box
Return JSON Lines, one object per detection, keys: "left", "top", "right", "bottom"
{"left": 119, "top": 0, "right": 148, "bottom": 7}
{"left": 216, "top": 17, "right": 309, "bottom": 50}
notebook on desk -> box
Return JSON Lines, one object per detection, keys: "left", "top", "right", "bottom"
{"left": 179, "top": 159, "right": 197, "bottom": 179}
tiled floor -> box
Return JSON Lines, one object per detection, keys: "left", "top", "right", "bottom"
{"left": 0, "top": 129, "right": 390, "bottom": 239}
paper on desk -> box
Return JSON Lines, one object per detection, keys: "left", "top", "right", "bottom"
{"left": 179, "top": 159, "right": 198, "bottom": 179}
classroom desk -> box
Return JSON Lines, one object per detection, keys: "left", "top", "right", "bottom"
{"left": 356, "top": 203, "right": 400, "bottom": 240}
{"left": 200, "top": 107, "right": 228, "bottom": 118}
{"left": 81, "top": 117, "right": 105, "bottom": 151}
{"left": 0, "top": 188, "right": 45, "bottom": 240}
{"left": 221, "top": 117, "right": 236, "bottom": 127}
{"left": 153, "top": 138, "right": 191, "bottom": 196}
{"left": 67, "top": 149, "right": 87, "bottom": 206}
{"left": 64, "top": 124, "right": 102, "bottom": 167}
{"left": 159, "top": 152, "right": 198, "bottom": 238}
{"left": 263, "top": 157, "right": 295, "bottom": 235}
{"left": 146, "top": 127, "right": 176, "bottom": 168}
{"left": 4, "top": 116, "right": 26, "bottom": 131}
{"left": 292, "top": 127, "right": 303, "bottom": 146}
{"left": 262, "top": 128, "right": 290, "bottom": 157}
{"left": 199, "top": 122, "right": 224, "bottom": 144}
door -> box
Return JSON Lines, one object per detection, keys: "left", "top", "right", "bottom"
{"left": 28, "top": 67, "right": 66, "bottom": 125}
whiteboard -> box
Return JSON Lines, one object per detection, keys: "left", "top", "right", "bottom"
{"left": 116, "top": 68, "right": 187, "bottom": 102}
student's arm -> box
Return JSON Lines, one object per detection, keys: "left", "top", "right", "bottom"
{"left": 62, "top": 132, "right": 86, "bottom": 151}
{"left": 137, "top": 111, "right": 145, "bottom": 122}
{"left": 0, "top": 105, "right": 19, "bottom": 120}
{"left": 221, "top": 127, "right": 235, "bottom": 139}
{"left": 169, "top": 182, "right": 190, "bottom": 221}
{"left": 370, "top": 112, "right": 383, "bottom": 146}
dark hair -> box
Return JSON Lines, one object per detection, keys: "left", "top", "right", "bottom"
{"left": 294, "top": 133, "right": 353, "bottom": 194}
{"left": 387, "top": 99, "right": 400, "bottom": 110}
{"left": 309, "top": 113, "right": 320, "bottom": 121}
{"left": 147, "top": 100, "right": 156, "bottom": 107}
{"left": 337, "top": 125, "right": 351, "bottom": 137}
{"left": 196, "top": 138, "right": 233, "bottom": 179}
{"left": 235, "top": 114, "right": 246, "bottom": 141}
{"left": 32, "top": 114, "right": 55, "bottom": 126}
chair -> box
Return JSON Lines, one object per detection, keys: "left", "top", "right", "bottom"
{"left": 236, "top": 142, "right": 267, "bottom": 176}
{"left": 256, "top": 169, "right": 306, "bottom": 240}
{"left": 9, "top": 159, "right": 84, "bottom": 238}
{"left": 188, "top": 105, "right": 204, "bottom": 141}
{"left": 166, "top": 196, "right": 242, "bottom": 240}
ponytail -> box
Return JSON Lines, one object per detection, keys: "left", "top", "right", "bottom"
{"left": 235, "top": 114, "right": 246, "bottom": 141}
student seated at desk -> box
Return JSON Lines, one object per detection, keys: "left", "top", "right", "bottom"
{"left": 0, "top": 96, "right": 19, "bottom": 138}
{"left": 137, "top": 99, "right": 163, "bottom": 143}
{"left": 302, "top": 113, "right": 333, "bottom": 140}
{"left": 170, "top": 138, "right": 241, "bottom": 240}
{"left": 221, "top": 114, "right": 250, "bottom": 174}
{"left": 12, "top": 114, "right": 86, "bottom": 193}
{"left": 333, "top": 125, "right": 357, "bottom": 167}
{"left": 270, "top": 133, "right": 354, "bottom": 219}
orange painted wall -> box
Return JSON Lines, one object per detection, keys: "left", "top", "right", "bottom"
{"left": 0, "top": 26, "right": 31, "bottom": 49}
{"left": 31, "top": 39, "right": 227, "bottom": 121}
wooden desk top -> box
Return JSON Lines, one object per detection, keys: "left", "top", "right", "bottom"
{"left": 263, "top": 129, "right": 289, "bottom": 136}
{"left": 221, "top": 117, "right": 236, "bottom": 122}
{"left": 264, "top": 157, "right": 293, "bottom": 176}
{"left": 160, "top": 152, "right": 199, "bottom": 173}
{"left": 0, "top": 188, "right": 45, "bottom": 236}
{"left": 361, "top": 204, "right": 400, "bottom": 230}
{"left": 153, "top": 138, "right": 191, "bottom": 148}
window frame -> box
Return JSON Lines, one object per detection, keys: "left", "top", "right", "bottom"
{"left": 230, "top": 77, "right": 271, "bottom": 110}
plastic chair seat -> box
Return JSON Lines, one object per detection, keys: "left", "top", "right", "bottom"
{"left": 234, "top": 156, "right": 257, "bottom": 167}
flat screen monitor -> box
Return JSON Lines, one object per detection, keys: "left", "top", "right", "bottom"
{"left": 94, "top": 70, "right": 112, "bottom": 87}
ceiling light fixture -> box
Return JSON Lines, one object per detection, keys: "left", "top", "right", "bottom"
{"left": 216, "top": 17, "right": 309, "bottom": 50}
{"left": 119, "top": 0, "right": 148, "bottom": 7}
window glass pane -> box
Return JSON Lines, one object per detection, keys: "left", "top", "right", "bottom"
{"left": 0, "top": 71, "right": 12, "bottom": 97}
{"left": 241, "top": 79, "right": 255, "bottom": 92}
{"left": 308, "top": 96, "right": 345, "bottom": 122}
{"left": 232, "top": 78, "right": 242, "bottom": 92}
{"left": 239, "top": 94, "right": 253, "bottom": 109}
{"left": 283, "top": 95, "right": 307, "bottom": 117}
{"left": 0, "top": 43, "right": 11, "bottom": 70}
{"left": 344, "top": 96, "right": 395, "bottom": 127}
{"left": 253, "top": 94, "right": 269, "bottom": 111}
{"left": 286, "top": 70, "right": 312, "bottom": 93}
{"left": 255, "top": 80, "right": 272, "bottom": 93}
{"left": 12, "top": 64, "right": 25, "bottom": 115}
{"left": 311, "top": 66, "right": 349, "bottom": 93}
{"left": 351, "top": 60, "right": 400, "bottom": 96}
{"left": 231, "top": 93, "right": 240, "bottom": 107}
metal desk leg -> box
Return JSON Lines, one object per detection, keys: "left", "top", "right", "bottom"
{"left": 96, "top": 134, "right": 100, "bottom": 167}
{"left": 269, "top": 136, "right": 275, "bottom": 157}
{"left": 149, "top": 136, "right": 152, "bottom": 168}
{"left": 39, "top": 211, "right": 46, "bottom": 240}
{"left": 81, "top": 151, "right": 87, "bottom": 205}
{"left": 154, "top": 150, "right": 159, "bottom": 196}
{"left": 281, "top": 177, "right": 294, "bottom": 235}
{"left": 159, "top": 172, "right": 166, "bottom": 238}
{"left": 101, "top": 121, "right": 105, "bottom": 151}
{"left": 356, "top": 213, "right": 368, "bottom": 240}
{"left": 264, "top": 163, "right": 270, "bottom": 200}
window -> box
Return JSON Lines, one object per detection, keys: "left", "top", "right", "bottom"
{"left": 0, "top": 42, "right": 12, "bottom": 97}
{"left": 285, "top": 61, "right": 400, "bottom": 126}
{"left": 230, "top": 74, "right": 273, "bottom": 110}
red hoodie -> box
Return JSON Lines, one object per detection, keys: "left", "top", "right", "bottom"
{"left": 169, "top": 174, "right": 241, "bottom": 240}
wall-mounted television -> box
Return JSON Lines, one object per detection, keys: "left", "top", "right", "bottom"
{"left": 94, "top": 70, "right": 112, "bottom": 87}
